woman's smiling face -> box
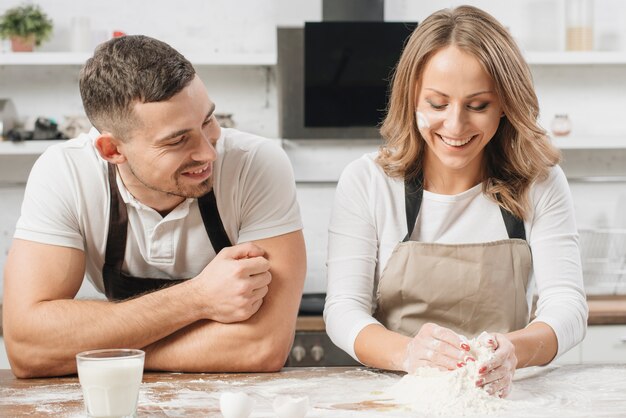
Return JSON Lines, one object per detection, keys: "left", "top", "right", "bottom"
{"left": 416, "top": 45, "right": 504, "bottom": 178}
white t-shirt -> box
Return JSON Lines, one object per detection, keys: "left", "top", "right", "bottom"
{"left": 15, "top": 128, "right": 302, "bottom": 294}
{"left": 324, "top": 152, "right": 588, "bottom": 361}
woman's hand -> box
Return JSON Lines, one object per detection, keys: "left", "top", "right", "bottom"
{"left": 402, "top": 323, "right": 469, "bottom": 373}
{"left": 476, "top": 332, "right": 517, "bottom": 398}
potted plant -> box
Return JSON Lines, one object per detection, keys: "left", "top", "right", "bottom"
{"left": 0, "top": 3, "right": 53, "bottom": 52}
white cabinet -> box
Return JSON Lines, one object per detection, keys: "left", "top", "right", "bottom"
{"left": 554, "top": 325, "right": 626, "bottom": 365}
{"left": 581, "top": 325, "right": 626, "bottom": 363}
{"left": 554, "top": 342, "right": 583, "bottom": 365}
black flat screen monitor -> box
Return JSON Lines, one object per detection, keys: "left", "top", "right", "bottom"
{"left": 304, "top": 21, "right": 417, "bottom": 128}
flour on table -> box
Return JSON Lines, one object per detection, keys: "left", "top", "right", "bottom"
{"left": 383, "top": 334, "right": 509, "bottom": 416}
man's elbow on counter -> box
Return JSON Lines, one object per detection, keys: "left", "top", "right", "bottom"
{"left": 7, "top": 344, "right": 54, "bottom": 379}
{"left": 4, "top": 330, "right": 72, "bottom": 378}
{"left": 10, "top": 362, "right": 42, "bottom": 379}
{"left": 246, "top": 334, "right": 293, "bottom": 372}
{"left": 5, "top": 334, "right": 32, "bottom": 378}
{"left": 231, "top": 325, "right": 294, "bottom": 372}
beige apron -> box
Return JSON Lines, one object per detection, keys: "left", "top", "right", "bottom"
{"left": 373, "top": 176, "right": 532, "bottom": 338}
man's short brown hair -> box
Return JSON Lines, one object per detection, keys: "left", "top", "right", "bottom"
{"left": 79, "top": 35, "right": 196, "bottom": 139}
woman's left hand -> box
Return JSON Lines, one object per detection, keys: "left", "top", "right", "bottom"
{"left": 475, "top": 333, "right": 517, "bottom": 398}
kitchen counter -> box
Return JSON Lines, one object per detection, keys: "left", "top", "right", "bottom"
{"left": 1, "top": 365, "right": 625, "bottom": 417}
{"left": 296, "top": 295, "right": 626, "bottom": 330}
{"left": 4, "top": 299, "right": 623, "bottom": 335}
{"left": 586, "top": 295, "right": 626, "bottom": 325}
{"left": 1, "top": 296, "right": 625, "bottom": 336}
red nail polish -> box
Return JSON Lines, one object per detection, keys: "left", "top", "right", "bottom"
{"left": 460, "top": 343, "right": 470, "bottom": 351}
{"left": 465, "top": 356, "right": 476, "bottom": 362}
{"left": 456, "top": 361, "right": 465, "bottom": 368}
{"left": 476, "top": 378, "right": 483, "bottom": 386}
{"left": 479, "top": 366, "right": 487, "bottom": 374}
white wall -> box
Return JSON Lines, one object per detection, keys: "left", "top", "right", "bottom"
{"left": 2, "top": 0, "right": 626, "bottom": 137}
{"left": 1, "top": 0, "right": 626, "bottom": 299}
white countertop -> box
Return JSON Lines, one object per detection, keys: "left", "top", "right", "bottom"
{"left": 1, "top": 365, "right": 625, "bottom": 417}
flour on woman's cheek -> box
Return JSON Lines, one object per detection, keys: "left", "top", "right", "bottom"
{"left": 416, "top": 111, "right": 431, "bottom": 130}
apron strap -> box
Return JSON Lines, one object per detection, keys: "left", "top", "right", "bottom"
{"left": 198, "top": 189, "right": 232, "bottom": 254}
{"left": 104, "top": 163, "right": 127, "bottom": 273}
{"left": 103, "top": 163, "right": 233, "bottom": 300}
{"left": 403, "top": 174, "right": 423, "bottom": 242}
{"left": 496, "top": 191, "right": 526, "bottom": 240}
{"left": 499, "top": 206, "right": 526, "bottom": 240}
{"left": 402, "top": 173, "right": 526, "bottom": 242}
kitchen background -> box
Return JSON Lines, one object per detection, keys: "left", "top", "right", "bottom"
{"left": 1, "top": 0, "right": 625, "bottom": 368}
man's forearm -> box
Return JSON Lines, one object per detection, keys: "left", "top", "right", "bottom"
{"left": 143, "top": 305, "right": 298, "bottom": 372}
{"left": 5, "top": 281, "right": 203, "bottom": 377}
{"left": 143, "top": 232, "right": 306, "bottom": 373}
{"left": 5, "top": 232, "right": 305, "bottom": 377}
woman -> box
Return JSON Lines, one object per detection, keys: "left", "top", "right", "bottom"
{"left": 324, "top": 5, "right": 587, "bottom": 398}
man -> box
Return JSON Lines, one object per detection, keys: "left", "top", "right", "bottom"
{"left": 2, "top": 35, "right": 306, "bottom": 378}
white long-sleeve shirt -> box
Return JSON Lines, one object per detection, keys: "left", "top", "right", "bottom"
{"left": 324, "top": 152, "right": 588, "bottom": 362}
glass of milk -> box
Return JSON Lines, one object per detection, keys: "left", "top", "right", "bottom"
{"left": 76, "top": 349, "right": 145, "bottom": 418}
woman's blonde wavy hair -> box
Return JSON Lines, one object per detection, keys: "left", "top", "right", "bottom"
{"left": 377, "top": 5, "right": 560, "bottom": 220}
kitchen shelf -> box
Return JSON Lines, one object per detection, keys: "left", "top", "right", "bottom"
{"left": 550, "top": 136, "right": 626, "bottom": 149}
{"left": 525, "top": 51, "right": 626, "bottom": 65}
{"left": 1, "top": 136, "right": 623, "bottom": 157}
{"left": 186, "top": 52, "right": 276, "bottom": 66}
{"left": 3, "top": 51, "right": 622, "bottom": 66}
{"left": 0, "top": 52, "right": 91, "bottom": 65}
{"left": 0, "top": 52, "right": 276, "bottom": 66}
{"left": 0, "top": 140, "right": 65, "bottom": 155}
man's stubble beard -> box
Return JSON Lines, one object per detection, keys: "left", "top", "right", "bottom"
{"left": 127, "top": 161, "right": 213, "bottom": 199}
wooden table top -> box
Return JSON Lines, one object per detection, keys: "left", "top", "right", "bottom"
{"left": 2, "top": 365, "right": 626, "bottom": 417}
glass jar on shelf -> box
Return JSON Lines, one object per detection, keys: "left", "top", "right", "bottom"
{"left": 551, "top": 114, "right": 572, "bottom": 136}
{"left": 566, "top": 0, "right": 594, "bottom": 51}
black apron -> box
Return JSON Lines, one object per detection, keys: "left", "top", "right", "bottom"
{"left": 102, "top": 163, "right": 232, "bottom": 301}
